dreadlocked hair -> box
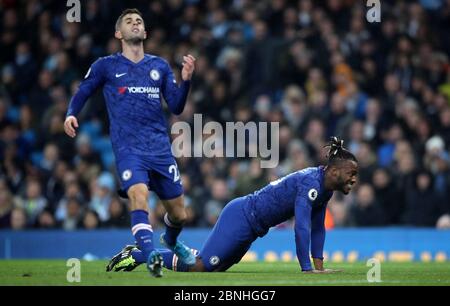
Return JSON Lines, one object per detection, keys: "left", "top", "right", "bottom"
{"left": 324, "top": 136, "right": 357, "bottom": 165}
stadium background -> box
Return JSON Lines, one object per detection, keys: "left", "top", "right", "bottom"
{"left": 0, "top": 0, "right": 449, "bottom": 262}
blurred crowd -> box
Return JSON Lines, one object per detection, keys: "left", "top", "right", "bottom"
{"left": 1, "top": 0, "right": 450, "bottom": 231}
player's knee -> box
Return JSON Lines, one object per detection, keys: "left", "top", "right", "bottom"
{"left": 128, "top": 185, "right": 149, "bottom": 210}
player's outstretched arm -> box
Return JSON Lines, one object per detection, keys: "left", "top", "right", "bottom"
{"left": 64, "top": 58, "right": 106, "bottom": 137}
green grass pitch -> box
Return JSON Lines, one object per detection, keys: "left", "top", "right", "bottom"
{"left": 1, "top": 260, "right": 449, "bottom": 286}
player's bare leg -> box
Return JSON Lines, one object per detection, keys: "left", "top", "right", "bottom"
{"left": 159, "top": 195, "right": 196, "bottom": 265}
{"left": 188, "top": 258, "right": 207, "bottom": 272}
{"left": 128, "top": 183, "right": 163, "bottom": 277}
{"left": 161, "top": 195, "right": 187, "bottom": 225}
{"left": 128, "top": 183, "right": 150, "bottom": 211}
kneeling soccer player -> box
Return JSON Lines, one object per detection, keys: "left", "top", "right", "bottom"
{"left": 107, "top": 137, "right": 358, "bottom": 273}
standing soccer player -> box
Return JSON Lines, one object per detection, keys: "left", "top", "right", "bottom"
{"left": 64, "top": 8, "right": 196, "bottom": 277}
{"left": 108, "top": 137, "right": 358, "bottom": 273}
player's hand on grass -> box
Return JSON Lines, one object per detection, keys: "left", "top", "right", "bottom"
{"left": 302, "top": 269, "right": 324, "bottom": 274}
{"left": 64, "top": 115, "right": 79, "bottom": 138}
{"left": 181, "top": 54, "right": 196, "bottom": 81}
{"left": 313, "top": 257, "right": 324, "bottom": 270}
{"left": 303, "top": 269, "right": 342, "bottom": 274}
{"left": 310, "top": 258, "right": 342, "bottom": 273}
{"left": 321, "top": 268, "right": 343, "bottom": 273}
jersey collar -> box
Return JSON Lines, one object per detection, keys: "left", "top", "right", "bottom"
{"left": 118, "top": 52, "right": 151, "bottom": 65}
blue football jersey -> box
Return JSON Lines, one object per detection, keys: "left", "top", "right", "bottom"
{"left": 67, "top": 53, "right": 190, "bottom": 161}
{"left": 242, "top": 166, "right": 333, "bottom": 270}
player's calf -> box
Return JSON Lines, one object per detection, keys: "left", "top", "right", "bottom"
{"left": 187, "top": 258, "right": 208, "bottom": 272}
{"left": 161, "top": 197, "right": 188, "bottom": 248}
{"left": 128, "top": 184, "right": 155, "bottom": 264}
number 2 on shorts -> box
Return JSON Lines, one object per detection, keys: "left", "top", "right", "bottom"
{"left": 169, "top": 164, "right": 180, "bottom": 182}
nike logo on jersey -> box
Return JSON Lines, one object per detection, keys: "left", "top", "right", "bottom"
{"left": 115, "top": 73, "right": 127, "bottom": 78}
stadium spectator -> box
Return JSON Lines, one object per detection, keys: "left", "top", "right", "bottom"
{"left": 61, "top": 197, "right": 83, "bottom": 231}
{"left": 17, "top": 179, "right": 48, "bottom": 226}
{"left": 89, "top": 172, "right": 114, "bottom": 222}
{"left": 0, "top": 178, "right": 14, "bottom": 228}
{"left": 55, "top": 180, "right": 84, "bottom": 222}
{"left": 354, "top": 141, "right": 377, "bottom": 184}
{"left": 234, "top": 158, "right": 267, "bottom": 198}
{"left": 436, "top": 214, "right": 450, "bottom": 229}
{"left": 81, "top": 209, "right": 101, "bottom": 230}
{"left": 372, "top": 168, "right": 403, "bottom": 225}
{"left": 203, "top": 178, "right": 229, "bottom": 227}
{"left": 349, "top": 184, "right": 386, "bottom": 226}
{"left": 10, "top": 207, "right": 27, "bottom": 231}
{"left": 103, "top": 197, "right": 130, "bottom": 228}
{"left": 402, "top": 170, "right": 446, "bottom": 226}
{"left": 36, "top": 209, "right": 57, "bottom": 229}
{"left": 328, "top": 194, "right": 351, "bottom": 228}
{"left": 45, "top": 160, "right": 70, "bottom": 207}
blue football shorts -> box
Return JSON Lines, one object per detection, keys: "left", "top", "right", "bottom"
{"left": 115, "top": 154, "right": 183, "bottom": 200}
{"left": 198, "top": 197, "right": 258, "bottom": 272}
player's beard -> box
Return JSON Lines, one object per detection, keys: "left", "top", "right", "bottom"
{"left": 336, "top": 176, "right": 349, "bottom": 194}
{"left": 123, "top": 33, "right": 145, "bottom": 45}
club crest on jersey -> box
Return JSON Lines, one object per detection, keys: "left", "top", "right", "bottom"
{"left": 209, "top": 256, "right": 220, "bottom": 266}
{"left": 308, "top": 189, "right": 318, "bottom": 201}
{"left": 150, "top": 69, "right": 160, "bottom": 81}
{"left": 122, "top": 170, "right": 132, "bottom": 181}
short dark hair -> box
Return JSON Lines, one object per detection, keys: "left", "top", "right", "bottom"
{"left": 115, "top": 8, "right": 144, "bottom": 31}
{"left": 325, "top": 136, "right": 358, "bottom": 166}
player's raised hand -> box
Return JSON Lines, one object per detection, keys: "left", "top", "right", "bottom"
{"left": 181, "top": 54, "right": 196, "bottom": 81}
{"left": 64, "top": 115, "right": 79, "bottom": 138}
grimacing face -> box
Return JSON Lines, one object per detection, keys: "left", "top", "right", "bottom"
{"left": 335, "top": 160, "right": 358, "bottom": 194}
{"left": 115, "top": 13, "right": 147, "bottom": 43}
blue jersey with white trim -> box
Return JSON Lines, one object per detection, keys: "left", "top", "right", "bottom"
{"left": 67, "top": 53, "right": 190, "bottom": 161}
{"left": 242, "top": 166, "right": 333, "bottom": 270}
